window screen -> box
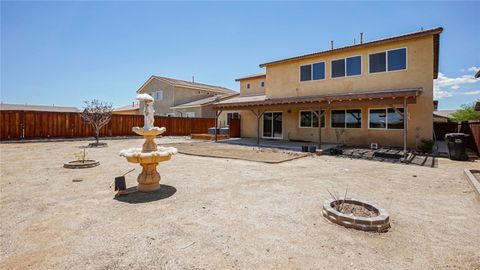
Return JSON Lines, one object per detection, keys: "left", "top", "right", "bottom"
{"left": 369, "top": 52, "right": 387, "bottom": 73}
{"left": 300, "top": 65, "right": 312, "bottom": 81}
{"left": 388, "top": 48, "right": 407, "bottom": 71}
{"left": 331, "top": 110, "right": 346, "bottom": 128}
{"left": 312, "top": 62, "right": 325, "bottom": 80}
{"left": 331, "top": 59, "right": 346, "bottom": 78}
{"left": 346, "top": 56, "right": 361, "bottom": 76}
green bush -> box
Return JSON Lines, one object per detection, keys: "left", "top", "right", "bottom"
{"left": 418, "top": 139, "right": 434, "bottom": 153}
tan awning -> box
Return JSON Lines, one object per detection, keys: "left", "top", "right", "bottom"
{"left": 212, "top": 87, "right": 422, "bottom": 110}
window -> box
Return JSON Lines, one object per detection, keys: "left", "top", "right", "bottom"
{"left": 388, "top": 48, "right": 407, "bottom": 71}
{"left": 246, "top": 83, "right": 250, "bottom": 89}
{"left": 369, "top": 108, "right": 404, "bottom": 129}
{"left": 227, "top": 112, "right": 240, "bottom": 125}
{"left": 332, "top": 56, "right": 361, "bottom": 78}
{"left": 312, "top": 62, "right": 325, "bottom": 80}
{"left": 346, "top": 56, "right": 362, "bottom": 76}
{"left": 387, "top": 108, "right": 404, "bottom": 129}
{"left": 369, "top": 48, "right": 407, "bottom": 73}
{"left": 185, "top": 112, "right": 195, "bottom": 118}
{"left": 154, "top": 90, "right": 163, "bottom": 101}
{"left": 331, "top": 59, "right": 345, "bottom": 78}
{"left": 299, "top": 110, "right": 325, "bottom": 128}
{"left": 369, "top": 52, "right": 386, "bottom": 73}
{"left": 346, "top": 109, "right": 362, "bottom": 128}
{"left": 300, "top": 64, "right": 312, "bottom": 81}
{"left": 261, "top": 81, "right": 265, "bottom": 87}
{"left": 300, "top": 62, "right": 325, "bottom": 81}
{"left": 331, "top": 109, "right": 362, "bottom": 128}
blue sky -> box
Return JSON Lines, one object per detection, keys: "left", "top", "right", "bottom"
{"left": 1, "top": 1, "right": 479, "bottom": 110}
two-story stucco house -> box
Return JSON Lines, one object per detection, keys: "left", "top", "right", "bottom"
{"left": 136, "top": 75, "right": 237, "bottom": 119}
{"left": 213, "top": 27, "right": 443, "bottom": 149}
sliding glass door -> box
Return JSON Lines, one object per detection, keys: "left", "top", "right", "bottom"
{"left": 263, "top": 112, "right": 282, "bottom": 139}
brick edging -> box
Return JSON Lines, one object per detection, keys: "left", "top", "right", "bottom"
{"left": 322, "top": 198, "right": 390, "bottom": 233}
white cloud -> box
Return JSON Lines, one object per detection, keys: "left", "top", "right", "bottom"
{"left": 434, "top": 86, "right": 453, "bottom": 99}
{"left": 462, "top": 90, "right": 480, "bottom": 95}
{"left": 467, "top": 66, "right": 480, "bottom": 72}
{"left": 459, "top": 66, "right": 479, "bottom": 73}
{"left": 434, "top": 72, "right": 479, "bottom": 99}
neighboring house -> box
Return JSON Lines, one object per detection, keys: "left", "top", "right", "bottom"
{"left": 136, "top": 75, "right": 236, "bottom": 117}
{"left": 433, "top": 110, "right": 456, "bottom": 123}
{"left": 475, "top": 101, "right": 480, "bottom": 111}
{"left": 213, "top": 27, "right": 443, "bottom": 148}
{"left": 0, "top": 103, "right": 79, "bottom": 112}
{"left": 169, "top": 92, "right": 239, "bottom": 125}
{"left": 113, "top": 103, "right": 140, "bottom": 115}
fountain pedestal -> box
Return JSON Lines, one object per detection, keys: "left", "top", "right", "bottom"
{"left": 120, "top": 127, "right": 177, "bottom": 192}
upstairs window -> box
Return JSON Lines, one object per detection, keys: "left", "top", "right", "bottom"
{"left": 332, "top": 56, "right": 361, "bottom": 78}
{"left": 300, "top": 62, "right": 325, "bottom": 81}
{"left": 261, "top": 81, "right": 265, "bottom": 87}
{"left": 299, "top": 110, "right": 325, "bottom": 128}
{"left": 388, "top": 48, "right": 407, "bottom": 71}
{"left": 369, "top": 48, "right": 407, "bottom": 73}
{"left": 246, "top": 83, "right": 250, "bottom": 89}
{"left": 346, "top": 56, "right": 362, "bottom": 76}
{"left": 331, "top": 109, "right": 362, "bottom": 128}
{"left": 312, "top": 62, "right": 325, "bottom": 80}
{"left": 154, "top": 90, "right": 163, "bottom": 101}
{"left": 331, "top": 59, "right": 346, "bottom": 78}
{"left": 300, "top": 65, "right": 312, "bottom": 81}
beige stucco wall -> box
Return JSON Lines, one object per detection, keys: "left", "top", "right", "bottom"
{"left": 139, "top": 78, "right": 218, "bottom": 116}
{"left": 239, "top": 76, "right": 266, "bottom": 96}
{"left": 240, "top": 35, "right": 436, "bottom": 148}
{"left": 113, "top": 109, "right": 140, "bottom": 115}
{"left": 171, "top": 107, "right": 203, "bottom": 118}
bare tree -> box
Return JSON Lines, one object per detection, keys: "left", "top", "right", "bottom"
{"left": 81, "top": 100, "right": 113, "bottom": 146}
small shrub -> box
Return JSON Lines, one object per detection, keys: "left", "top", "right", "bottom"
{"left": 418, "top": 139, "right": 434, "bottom": 153}
{"left": 74, "top": 148, "right": 88, "bottom": 163}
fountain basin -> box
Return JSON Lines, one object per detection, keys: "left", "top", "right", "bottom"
{"left": 120, "top": 146, "right": 178, "bottom": 164}
{"left": 132, "top": 126, "right": 165, "bottom": 136}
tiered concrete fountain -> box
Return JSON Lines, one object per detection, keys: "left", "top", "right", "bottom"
{"left": 120, "top": 94, "right": 177, "bottom": 192}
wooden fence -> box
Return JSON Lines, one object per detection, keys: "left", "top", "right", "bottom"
{"left": 0, "top": 111, "right": 215, "bottom": 140}
{"left": 434, "top": 121, "right": 480, "bottom": 154}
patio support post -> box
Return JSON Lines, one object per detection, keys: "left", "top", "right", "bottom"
{"left": 403, "top": 97, "right": 408, "bottom": 159}
{"left": 312, "top": 109, "right": 326, "bottom": 150}
{"left": 251, "top": 109, "right": 264, "bottom": 145}
{"left": 214, "top": 110, "right": 222, "bottom": 142}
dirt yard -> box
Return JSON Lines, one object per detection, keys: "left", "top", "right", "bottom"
{"left": 1, "top": 138, "right": 479, "bottom": 269}
{"left": 171, "top": 142, "right": 307, "bottom": 163}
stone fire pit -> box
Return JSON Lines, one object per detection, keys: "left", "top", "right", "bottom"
{"left": 322, "top": 198, "right": 390, "bottom": 232}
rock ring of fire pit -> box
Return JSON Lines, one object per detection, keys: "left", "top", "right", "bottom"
{"left": 63, "top": 160, "right": 100, "bottom": 169}
{"left": 322, "top": 198, "right": 390, "bottom": 232}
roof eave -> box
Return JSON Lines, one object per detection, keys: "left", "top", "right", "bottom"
{"left": 259, "top": 27, "right": 443, "bottom": 68}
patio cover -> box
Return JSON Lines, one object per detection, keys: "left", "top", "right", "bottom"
{"left": 212, "top": 87, "right": 422, "bottom": 110}
{"left": 211, "top": 87, "right": 422, "bottom": 158}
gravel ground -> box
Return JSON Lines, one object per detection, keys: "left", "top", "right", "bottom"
{"left": 1, "top": 138, "right": 479, "bottom": 269}
{"left": 171, "top": 142, "right": 307, "bottom": 163}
